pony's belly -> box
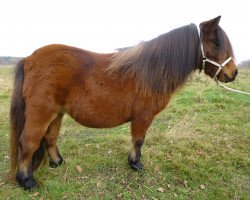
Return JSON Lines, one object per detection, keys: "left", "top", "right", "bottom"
{"left": 64, "top": 78, "right": 135, "bottom": 128}
{"left": 73, "top": 112, "right": 131, "bottom": 128}
{"left": 65, "top": 102, "right": 132, "bottom": 128}
{"left": 77, "top": 117, "right": 130, "bottom": 128}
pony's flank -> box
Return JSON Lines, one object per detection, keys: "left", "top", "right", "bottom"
{"left": 108, "top": 24, "right": 200, "bottom": 95}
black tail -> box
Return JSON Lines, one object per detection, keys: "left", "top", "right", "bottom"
{"left": 10, "top": 60, "right": 26, "bottom": 173}
{"left": 10, "top": 60, "right": 45, "bottom": 174}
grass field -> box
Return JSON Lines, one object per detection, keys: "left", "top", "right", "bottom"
{"left": 0, "top": 67, "right": 249, "bottom": 199}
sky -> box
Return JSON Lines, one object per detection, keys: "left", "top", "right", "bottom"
{"left": 0, "top": 0, "right": 249, "bottom": 63}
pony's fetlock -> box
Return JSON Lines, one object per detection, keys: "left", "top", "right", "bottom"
{"left": 49, "top": 154, "right": 64, "bottom": 168}
{"left": 128, "top": 153, "right": 143, "bottom": 171}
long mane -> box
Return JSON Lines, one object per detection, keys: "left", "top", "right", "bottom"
{"left": 108, "top": 24, "right": 200, "bottom": 95}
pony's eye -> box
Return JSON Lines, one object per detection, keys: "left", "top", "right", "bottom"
{"left": 210, "top": 41, "right": 218, "bottom": 49}
{"left": 215, "top": 38, "right": 220, "bottom": 47}
{"left": 209, "top": 39, "right": 219, "bottom": 48}
{"left": 214, "top": 41, "right": 219, "bottom": 47}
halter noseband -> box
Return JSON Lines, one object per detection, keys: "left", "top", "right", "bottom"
{"left": 198, "top": 26, "right": 233, "bottom": 80}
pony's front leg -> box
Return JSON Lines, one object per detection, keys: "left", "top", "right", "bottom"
{"left": 128, "top": 116, "right": 154, "bottom": 170}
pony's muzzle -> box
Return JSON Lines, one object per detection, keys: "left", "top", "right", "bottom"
{"left": 224, "top": 69, "right": 238, "bottom": 83}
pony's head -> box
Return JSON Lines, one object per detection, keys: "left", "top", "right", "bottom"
{"left": 199, "top": 16, "right": 238, "bottom": 82}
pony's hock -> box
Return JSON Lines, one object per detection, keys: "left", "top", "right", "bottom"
{"left": 9, "top": 16, "right": 237, "bottom": 190}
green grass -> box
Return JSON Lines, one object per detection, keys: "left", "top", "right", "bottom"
{"left": 0, "top": 67, "right": 249, "bottom": 199}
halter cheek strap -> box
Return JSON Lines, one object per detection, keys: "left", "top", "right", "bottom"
{"left": 198, "top": 26, "right": 233, "bottom": 80}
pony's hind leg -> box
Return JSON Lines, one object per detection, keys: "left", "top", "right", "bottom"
{"left": 128, "top": 116, "right": 154, "bottom": 171}
{"left": 44, "top": 111, "right": 64, "bottom": 168}
{"left": 16, "top": 104, "right": 58, "bottom": 190}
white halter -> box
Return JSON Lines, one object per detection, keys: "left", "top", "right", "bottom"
{"left": 197, "top": 26, "right": 233, "bottom": 80}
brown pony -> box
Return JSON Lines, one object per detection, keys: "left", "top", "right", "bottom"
{"left": 10, "top": 16, "right": 237, "bottom": 190}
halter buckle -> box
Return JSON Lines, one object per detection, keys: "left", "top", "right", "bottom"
{"left": 202, "top": 58, "right": 206, "bottom": 70}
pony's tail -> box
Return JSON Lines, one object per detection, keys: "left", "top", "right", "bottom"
{"left": 9, "top": 59, "right": 46, "bottom": 174}
{"left": 10, "top": 59, "right": 26, "bottom": 174}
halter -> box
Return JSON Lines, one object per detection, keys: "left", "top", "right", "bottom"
{"left": 198, "top": 26, "right": 233, "bottom": 80}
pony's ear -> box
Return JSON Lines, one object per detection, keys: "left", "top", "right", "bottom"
{"left": 200, "top": 16, "right": 221, "bottom": 33}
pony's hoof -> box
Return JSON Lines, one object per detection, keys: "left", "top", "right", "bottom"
{"left": 49, "top": 157, "right": 64, "bottom": 168}
{"left": 128, "top": 153, "right": 143, "bottom": 171}
{"left": 16, "top": 173, "right": 39, "bottom": 190}
{"left": 128, "top": 161, "right": 143, "bottom": 171}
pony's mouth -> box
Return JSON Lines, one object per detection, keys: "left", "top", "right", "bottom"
{"left": 224, "top": 73, "right": 237, "bottom": 83}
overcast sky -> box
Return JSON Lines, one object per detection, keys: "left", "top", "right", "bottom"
{"left": 0, "top": 0, "right": 249, "bottom": 63}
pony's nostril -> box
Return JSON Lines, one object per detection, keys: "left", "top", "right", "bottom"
{"left": 235, "top": 69, "right": 238, "bottom": 76}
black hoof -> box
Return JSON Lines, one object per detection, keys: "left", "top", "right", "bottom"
{"left": 128, "top": 155, "right": 143, "bottom": 171}
{"left": 129, "top": 161, "right": 143, "bottom": 171}
{"left": 16, "top": 172, "right": 39, "bottom": 190}
{"left": 49, "top": 157, "right": 64, "bottom": 168}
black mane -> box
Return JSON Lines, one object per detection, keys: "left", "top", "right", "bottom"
{"left": 109, "top": 24, "right": 201, "bottom": 94}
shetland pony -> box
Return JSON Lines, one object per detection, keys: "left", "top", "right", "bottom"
{"left": 10, "top": 16, "right": 237, "bottom": 190}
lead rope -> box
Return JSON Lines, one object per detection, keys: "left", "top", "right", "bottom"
{"left": 197, "top": 25, "right": 250, "bottom": 95}
{"left": 215, "top": 79, "right": 250, "bottom": 95}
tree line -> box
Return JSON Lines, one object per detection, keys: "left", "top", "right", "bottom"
{"left": 0, "top": 56, "right": 23, "bottom": 65}
{"left": 238, "top": 59, "right": 250, "bottom": 68}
